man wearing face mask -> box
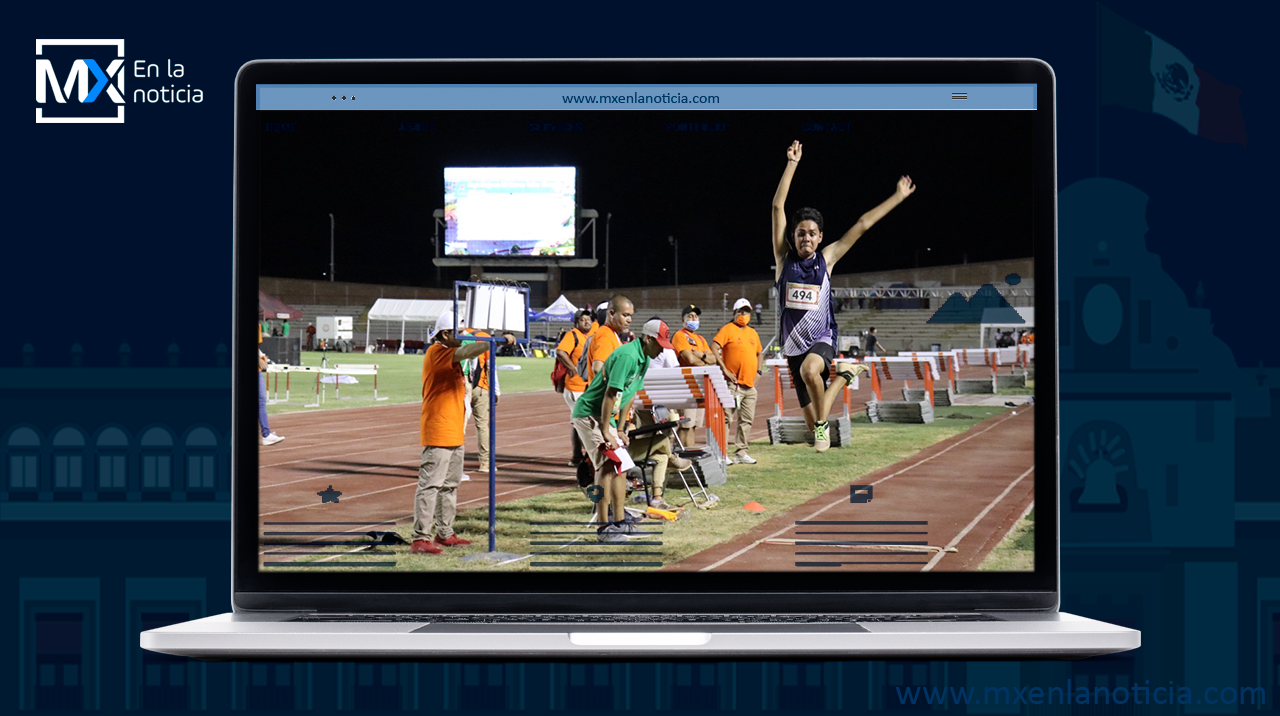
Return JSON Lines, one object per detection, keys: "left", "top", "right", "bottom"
{"left": 671, "top": 304, "right": 721, "bottom": 447}
{"left": 713, "top": 298, "right": 765, "bottom": 465}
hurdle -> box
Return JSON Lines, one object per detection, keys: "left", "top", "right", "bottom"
{"left": 952, "top": 348, "right": 999, "bottom": 394}
{"left": 896, "top": 351, "right": 958, "bottom": 406}
{"left": 992, "top": 346, "right": 1029, "bottom": 389}
{"left": 633, "top": 366, "right": 735, "bottom": 485}
{"left": 302, "top": 364, "right": 386, "bottom": 407}
{"left": 862, "top": 356, "right": 936, "bottom": 424}
{"left": 763, "top": 358, "right": 859, "bottom": 446}
{"left": 265, "top": 364, "right": 328, "bottom": 405}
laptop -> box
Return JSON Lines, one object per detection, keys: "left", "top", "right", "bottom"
{"left": 141, "top": 58, "right": 1139, "bottom": 659}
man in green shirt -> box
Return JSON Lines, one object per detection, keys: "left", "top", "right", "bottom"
{"left": 573, "top": 319, "right": 688, "bottom": 536}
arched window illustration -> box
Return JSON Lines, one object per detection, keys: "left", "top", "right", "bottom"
{"left": 51, "top": 427, "right": 86, "bottom": 493}
{"left": 7, "top": 426, "right": 41, "bottom": 491}
{"left": 96, "top": 427, "right": 129, "bottom": 494}
{"left": 184, "top": 428, "right": 218, "bottom": 493}
{"left": 140, "top": 427, "right": 174, "bottom": 495}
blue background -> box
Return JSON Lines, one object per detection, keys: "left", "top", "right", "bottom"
{"left": 8, "top": 0, "right": 1278, "bottom": 713}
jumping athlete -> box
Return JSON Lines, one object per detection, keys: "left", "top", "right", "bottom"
{"left": 772, "top": 140, "right": 916, "bottom": 451}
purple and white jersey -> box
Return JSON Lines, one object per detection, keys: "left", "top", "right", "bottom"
{"left": 777, "top": 251, "right": 838, "bottom": 357}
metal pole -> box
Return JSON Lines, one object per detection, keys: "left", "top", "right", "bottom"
{"left": 669, "top": 235, "right": 677, "bottom": 286}
{"left": 488, "top": 340, "right": 497, "bottom": 553}
{"left": 605, "top": 212, "right": 612, "bottom": 289}
{"left": 329, "top": 213, "right": 335, "bottom": 282}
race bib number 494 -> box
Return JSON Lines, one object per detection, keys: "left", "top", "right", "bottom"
{"left": 785, "top": 282, "right": 821, "bottom": 311}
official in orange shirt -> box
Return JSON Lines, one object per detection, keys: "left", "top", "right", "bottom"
{"left": 556, "top": 309, "right": 596, "bottom": 465}
{"left": 671, "top": 304, "right": 723, "bottom": 447}
{"left": 413, "top": 310, "right": 513, "bottom": 556}
{"left": 713, "top": 298, "right": 765, "bottom": 464}
{"left": 586, "top": 295, "right": 633, "bottom": 383}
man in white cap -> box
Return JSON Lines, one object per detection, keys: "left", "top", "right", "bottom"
{"left": 411, "top": 309, "right": 512, "bottom": 555}
{"left": 713, "top": 298, "right": 765, "bottom": 464}
{"left": 572, "top": 318, "right": 690, "bottom": 537}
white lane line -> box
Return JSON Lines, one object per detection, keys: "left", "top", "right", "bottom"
{"left": 260, "top": 417, "right": 567, "bottom": 461}
{"left": 260, "top": 432, "right": 573, "bottom": 489}
{"left": 696, "top": 409, "right": 1026, "bottom": 572}
{"left": 270, "top": 390, "right": 556, "bottom": 417}
{"left": 921, "top": 465, "right": 1034, "bottom": 572}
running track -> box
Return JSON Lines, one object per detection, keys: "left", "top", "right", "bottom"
{"left": 258, "top": 374, "right": 1032, "bottom": 572}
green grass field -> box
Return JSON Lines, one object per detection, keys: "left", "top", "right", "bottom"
{"left": 265, "top": 405, "right": 1014, "bottom": 572}
{"left": 978, "top": 508, "right": 1035, "bottom": 571}
{"left": 266, "top": 352, "right": 555, "bottom": 414}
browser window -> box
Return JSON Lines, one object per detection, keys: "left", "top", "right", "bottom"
{"left": 253, "top": 81, "right": 1038, "bottom": 576}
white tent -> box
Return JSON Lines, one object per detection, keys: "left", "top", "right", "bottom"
{"left": 364, "top": 299, "right": 456, "bottom": 354}
{"left": 530, "top": 294, "right": 578, "bottom": 322}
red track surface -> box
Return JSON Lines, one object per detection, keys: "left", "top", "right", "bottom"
{"left": 667, "top": 407, "right": 1035, "bottom": 572}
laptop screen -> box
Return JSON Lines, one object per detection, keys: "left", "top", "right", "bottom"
{"left": 238, "top": 60, "right": 1056, "bottom": 606}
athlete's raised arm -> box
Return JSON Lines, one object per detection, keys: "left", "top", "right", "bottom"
{"left": 772, "top": 141, "right": 802, "bottom": 281}
{"left": 823, "top": 175, "right": 916, "bottom": 270}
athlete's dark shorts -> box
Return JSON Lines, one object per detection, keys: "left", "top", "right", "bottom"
{"left": 786, "top": 342, "right": 836, "bottom": 409}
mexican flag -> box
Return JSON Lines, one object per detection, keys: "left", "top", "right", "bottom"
{"left": 1100, "top": 5, "right": 1247, "bottom": 146}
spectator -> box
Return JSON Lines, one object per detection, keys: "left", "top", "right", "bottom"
{"left": 412, "top": 310, "right": 512, "bottom": 555}
{"left": 281, "top": 319, "right": 290, "bottom": 338}
{"left": 713, "top": 298, "right": 764, "bottom": 465}
{"left": 864, "top": 327, "right": 880, "bottom": 357}
{"left": 572, "top": 319, "right": 689, "bottom": 530}
{"left": 257, "top": 321, "right": 284, "bottom": 446}
{"left": 306, "top": 323, "right": 316, "bottom": 350}
{"left": 556, "top": 309, "right": 596, "bottom": 466}
{"left": 672, "top": 304, "right": 721, "bottom": 447}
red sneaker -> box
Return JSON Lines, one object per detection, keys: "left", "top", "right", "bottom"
{"left": 434, "top": 534, "right": 472, "bottom": 547}
{"left": 410, "top": 539, "right": 443, "bottom": 555}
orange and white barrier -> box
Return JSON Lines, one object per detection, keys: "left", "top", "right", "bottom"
{"left": 764, "top": 358, "right": 859, "bottom": 420}
{"left": 633, "top": 366, "right": 734, "bottom": 461}
{"left": 862, "top": 356, "right": 939, "bottom": 406}
{"left": 897, "top": 351, "right": 960, "bottom": 392}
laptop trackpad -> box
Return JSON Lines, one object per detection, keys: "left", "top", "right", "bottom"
{"left": 570, "top": 632, "right": 711, "bottom": 646}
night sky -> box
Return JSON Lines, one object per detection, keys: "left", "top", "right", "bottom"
{"left": 258, "top": 110, "right": 1035, "bottom": 290}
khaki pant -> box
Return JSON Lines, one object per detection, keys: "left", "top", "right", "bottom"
{"left": 562, "top": 388, "right": 582, "bottom": 409}
{"left": 628, "top": 433, "right": 679, "bottom": 495}
{"left": 678, "top": 406, "right": 704, "bottom": 447}
{"left": 470, "top": 386, "right": 490, "bottom": 464}
{"left": 573, "top": 415, "right": 682, "bottom": 504}
{"left": 731, "top": 384, "right": 758, "bottom": 455}
{"left": 413, "top": 445, "right": 464, "bottom": 541}
{"left": 572, "top": 415, "right": 621, "bottom": 522}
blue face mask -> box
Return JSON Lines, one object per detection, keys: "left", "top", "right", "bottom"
{"left": 685, "top": 320, "right": 700, "bottom": 332}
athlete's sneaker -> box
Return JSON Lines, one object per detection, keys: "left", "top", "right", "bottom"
{"left": 733, "top": 452, "right": 758, "bottom": 465}
{"left": 596, "top": 524, "right": 629, "bottom": 544}
{"left": 262, "top": 432, "right": 285, "bottom": 446}
{"left": 434, "top": 534, "right": 472, "bottom": 547}
{"left": 813, "top": 421, "right": 831, "bottom": 453}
